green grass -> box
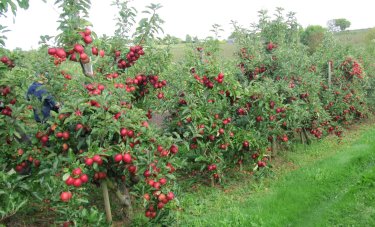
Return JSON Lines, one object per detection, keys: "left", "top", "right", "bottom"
{"left": 334, "top": 28, "right": 372, "bottom": 47}
{"left": 167, "top": 28, "right": 373, "bottom": 62}
{"left": 175, "top": 121, "right": 375, "bottom": 226}
{"left": 169, "top": 43, "right": 237, "bottom": 62}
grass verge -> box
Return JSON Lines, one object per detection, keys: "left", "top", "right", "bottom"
{"left": 175, "top": 120, "right": 375, "bottom": 227}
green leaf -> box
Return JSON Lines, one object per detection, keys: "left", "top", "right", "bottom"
{"left": 62, "top": 172, "right": 70, "bottom": 181}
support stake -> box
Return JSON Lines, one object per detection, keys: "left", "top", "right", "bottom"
{"left": 101, "top": 180, "right": 112, "bottom": 224}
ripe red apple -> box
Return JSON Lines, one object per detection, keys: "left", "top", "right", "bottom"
{"left": 128, "top": 165, "right": 137, "bottom": 174}
{"left": 83, "top": 35, "right": 93, "bottom": 44}
{"left": 84, "top": 28, "right": 91, "bottom": 36}
{"left": 99, "top": 50, "right": 105, "bottom": 57}
{"left": 56, "top": 48, "right": 66, "bottom": 59}
{"left": 40, "top": 135, "right": 49, "bottom": 144}
{"left": 157, "top": 202, "right": 165, "bottom": 209}
{"left": 73, "top": 44, "right": 84, "bottom": 53}
{"left": 92, "top": 47, "right": 98, "bottom": 55}
{"left": 61, "top": 143, "right": 69, "bottom": 152}
{"left": 269, "top": 101, "right": 275, "bottom": 109}
{"left": 97, "top": 84, "right": 105, "bottom": 91}
{"left": 1, "top": 56, "right": 9, "bottom": 63}
{"left": 148, "top": 179, "right": 155, "bottom": 187}
{"left": 169, "top": 144, "right": 178, "bottom": 154}
{"left": 9, "top": 98, "right": 16, "bottom": 105}
{"left": 85, "top": 157, "right": 94, "bottom": 166}
{"left": 153, "top": 182, "right": 161, "bottom": 189}
{"left": 166, "top": 191, "right": 175, "bottom": 201}
{"left": 142, "top": 121, "right": 149, "bottom": 127}
{"left": 62, "top": 131, "right": 70, "bottom": 140}
{"left": 157, "top": 92, "right": 164, "bottom": 99}
{"left": 47, "top": 48, "right": 56, "bottom": 55}
{"left": 143, "top": 193, "right": 150, "bottom": 201}
{"left": 73, "top": 178, "right": 82, "bottom": 187}
{"left": 143, "top": 170, "right": 151, "bottom": 178}
{"left": 80, "top": 174, "right": 89, "bottom": 183}
{"left": 218, "top": 128, "right": 224, "bottom": 134}
{"left": 159, "top": 178, "right": 167, "bottom": 185}
{"left": 17, "top": 149, "right": 24, "bottom": 156}
{"left": 64, "top": 74, "right": 72, "bottom": 80}
{"left": 127, "top": 130, "right": 134, "bottom": 138}
{"left": 32, "top": 159, "right": 40, "bottom": 167}
{"left": 72, "top": 167, "right": 82, "bottom": 176}
{"left": 122, "top": 153, "right": 132, "bottom": 163}
{"left": 97, "top": 172, "right": 107, "bottom": 179}
{"left": 158, "top": 193, "right": 166, "bottom": 202}
{"left": 92, "top": 154, "right": 102, "bottom": 163}
{"left": 80, "top": 53, "right": 88, "bottom": 61}
{"left": 237, "top": 108, "right": 246, "bottom": 115}
{"left": 114, "top": 153, "right": 123, "bottom": 162}
{"left": 65, "top": 176, "right": 74, "bottom": 186}
{"left": 120, "top": 128, "right": 127, "bottom": 137}
{"left": 257, "top": 161, "right": 266, "bottom": 167}
{"left": 60, "top": 191, "right": 72, "bottom": 202}
{"left": 75, "top": 123, "right": 83, "bottom": 131}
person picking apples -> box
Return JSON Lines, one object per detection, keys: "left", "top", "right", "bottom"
{"left": 27, "top": 72, "right": 60, "bottom": 123}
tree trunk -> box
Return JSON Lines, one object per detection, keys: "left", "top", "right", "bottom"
{"left": 302, "top": 128, "right": 311, "bottom": 145}
{"left": 271, "top": 135, "right": 278, "bottom": 156}
{"left": 79, "top": 60, "right": 94, "bottom": 77}
{"left": 107, "top": 181, "right": 133, "bottom": 221}
{"left": 300, "top": 131, "right": 306, "bottom": 144}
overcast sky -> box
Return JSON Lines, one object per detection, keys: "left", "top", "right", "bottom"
{"left": 2, "top": 0, "right": 374, "bottom": 50}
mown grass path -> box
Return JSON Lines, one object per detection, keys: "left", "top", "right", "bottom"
{"left": 176, "top": 121, "right": 375, "bottom": 227}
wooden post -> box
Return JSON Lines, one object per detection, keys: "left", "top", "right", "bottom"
{"left": 211, "top": 175, "right": 215, "bottom": 187}
{"left": 271, "top": 135, "right": 278, "bottom": 155}
{"left": 101, "top": 181, "right": 112, "bottom": 223}
{"left": 328, "top": 61, "right": 332, "bottom": 90}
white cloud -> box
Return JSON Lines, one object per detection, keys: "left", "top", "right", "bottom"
{"left": 2, "top": 0, "right": 375, "bottom": 50}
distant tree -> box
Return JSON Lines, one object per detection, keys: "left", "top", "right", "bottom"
{"left": 327, "top": 18, "right": 351, "bottom": 32}
{"left": 301, "top": 25, "right": 326, "bottom": 54}
{"left": 161, "top": 34, "right": 181, "bottom": 44}
{"left": 228, "top": 31, "right": 236, "bottom": 40}
{"left": 327, "top": 20, "right": 339, "bottom": 32}
{"left": 185, "top": 34, "right": 192, "bottom": 43}
{"left": 335, "top": 18, "right": 351, "bottom": 31}
{"left": 210, "top": 24, "right": 224, "bottom": 40}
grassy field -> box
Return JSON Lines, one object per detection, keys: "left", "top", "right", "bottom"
{"left": 169, "top": 42, "right": 237, "bottom": 62}
{"left": 168, "top": 28, "right": 374, "bottom": 62}
{"left": 173, "top": 119, "right": 375, "bottom": 226}
{"left": 334, "top": 28, "right": 372, "bottom": 47}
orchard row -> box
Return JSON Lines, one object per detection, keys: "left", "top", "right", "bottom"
{"left": 0, "top": 9, "right": 370, "bottom": 227}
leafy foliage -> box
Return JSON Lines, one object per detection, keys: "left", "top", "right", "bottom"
{"left": 328, "top": 18, "right": 351, "bottom": 32}
{"left": 301, "top": 25, "right": 327, "bottom": 54}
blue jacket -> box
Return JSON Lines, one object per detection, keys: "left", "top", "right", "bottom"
{"left": 27, "top": 82, "right": 59, "bottom": 123}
